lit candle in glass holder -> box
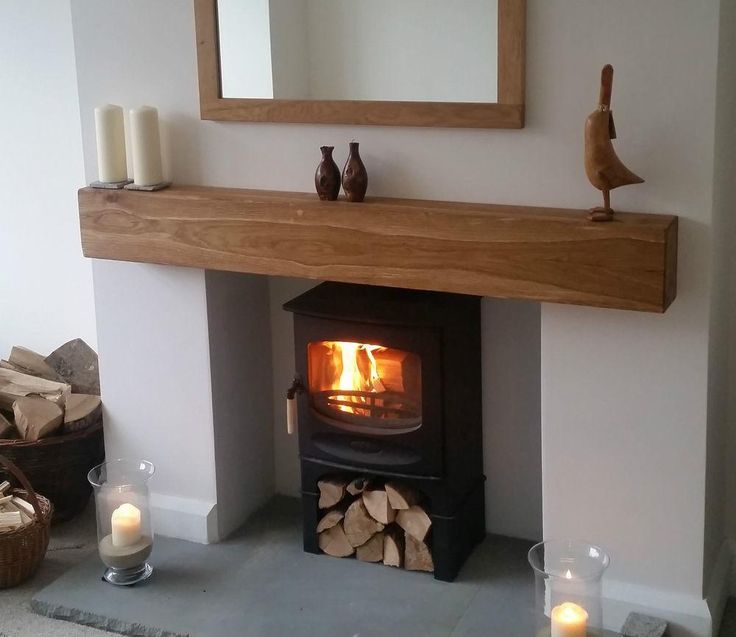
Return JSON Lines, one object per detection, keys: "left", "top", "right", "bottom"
{"left": 528, "top": 540, "right": 610, "bottom": 637}
{"left": 88, "top": 459, "right": 155, "bottom": 586}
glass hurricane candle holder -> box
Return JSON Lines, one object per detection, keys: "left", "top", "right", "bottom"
{"left": 528, "top": 540, "right": 610, "bottom": 637}
{"left": 87, "top": 459, "right": 155, "bottom": 586}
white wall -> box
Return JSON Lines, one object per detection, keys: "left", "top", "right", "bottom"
{"left": 69, "top": 1, "right": 727, "bottom": 633}
{"left": 537, "top": 0, "right": 717, "bottom": 605}
{"left": 0, "top": 0, "right": 95, "bottom": 357}
{"left": 91, "top": 262, "right": 218, "bottom": 542}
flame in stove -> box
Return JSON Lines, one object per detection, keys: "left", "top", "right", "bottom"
{"left": 326, "top": 341, "right": 386, "bottom": 412}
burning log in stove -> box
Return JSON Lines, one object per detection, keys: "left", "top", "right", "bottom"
{"left": 317, "top": 476, "right": 434, "bottom": 572}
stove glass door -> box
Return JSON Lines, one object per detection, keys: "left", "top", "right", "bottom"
{"left": 307, "top": 341, "right": 422, "bottom": 435}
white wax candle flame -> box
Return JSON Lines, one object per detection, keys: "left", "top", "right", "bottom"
{"left": 565, "top": 569, "right": 572, "bottom": 579}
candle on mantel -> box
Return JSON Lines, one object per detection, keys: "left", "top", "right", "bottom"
{"left": 129, "top": 105, "right": 163, "bottom": 186}
{"left": 94, "top": 104, "right": 127, "bottom": 183}
{"left": 550, "top": 602, "right": 588, "bottom": 637}
{"left": 111, "top": 503, "right": 142, "bottom": 547}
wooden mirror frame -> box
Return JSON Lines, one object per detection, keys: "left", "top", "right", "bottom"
{"left": 194, "top": 0, "right": 525, "bottom": 129}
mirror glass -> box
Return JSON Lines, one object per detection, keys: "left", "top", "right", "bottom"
{"left": 217, "top": 0, "right": 498, "bottom": 103}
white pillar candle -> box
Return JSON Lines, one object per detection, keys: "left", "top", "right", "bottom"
{"left": 94, "top": 104, "right": 127, "bottom": 183}
{"left": 551, "top": 602, "right": 588, "bottom": 637}
{"left": 129, "top": 106, "right": 163, "bottom": 186}
{"left": 111, "top": 503, "right": 142, "bottom": 547}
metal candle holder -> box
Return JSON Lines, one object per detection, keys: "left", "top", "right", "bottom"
{"left": 90, "top": 179, "right": 133, "bottom": 190}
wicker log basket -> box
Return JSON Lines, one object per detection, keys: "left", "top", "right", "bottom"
{"left": 0, "top": 454, "right": 53, "bottom": 589}
{"left": 0, "top": 421, "right": 104, "bottom": 522}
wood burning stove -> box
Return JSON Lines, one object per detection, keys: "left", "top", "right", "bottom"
{"left": 284, "top": 282, "right": 485, "bottom": 581}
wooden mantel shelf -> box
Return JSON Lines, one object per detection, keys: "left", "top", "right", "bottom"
{"left": 78, "top": 185, "right": 677, "bottom": 313}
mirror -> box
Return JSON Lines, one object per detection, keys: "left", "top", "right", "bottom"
{"left": 218, "top": 0, "right": 498, "bottom": 103}
{"left": 194, "top": 0, "right": 525, "bottom": 128}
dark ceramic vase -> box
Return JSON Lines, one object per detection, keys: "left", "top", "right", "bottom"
{"left": 341, "top": 142, "right": 368, "bottom": 202}
{"left": 314, "top": 146, "right": 341, "bottom": 201}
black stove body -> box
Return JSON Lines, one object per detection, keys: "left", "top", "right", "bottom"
{"left": 284, "top": 282, "right": 485, "bottom": 581}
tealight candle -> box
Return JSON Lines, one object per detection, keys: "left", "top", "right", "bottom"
{"left": 551, "top": 602, "right": 588, "bottom": 637}
{"left": 111, "top": 503, "right": 142, "bottom": 547}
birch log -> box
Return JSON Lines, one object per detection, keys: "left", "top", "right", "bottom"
{"left": 362, "top": 488, "right": 396, "bottom": 525}
{"left": 396, "top": 505, "right": 432, "bottom": 542}
{"left": 319, "top": 523, "right": 354, "bottom": 557}
{"left": 0, "top": 368, "right": 70, "bottom": 409}
{"left": 344, "top": 499, "right": 384, "bottom": 547}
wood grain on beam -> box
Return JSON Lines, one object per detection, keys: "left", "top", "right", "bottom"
{"left": 78, "top": 185, "right": 677, "bottom": 313}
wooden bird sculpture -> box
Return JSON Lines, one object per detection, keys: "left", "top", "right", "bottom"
{"left": 585, "top": 65, "right": 644, "bottom": 221}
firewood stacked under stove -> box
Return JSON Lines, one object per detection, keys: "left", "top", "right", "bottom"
{"left": 316, "top": 475, "right": 433, "bottom": 572}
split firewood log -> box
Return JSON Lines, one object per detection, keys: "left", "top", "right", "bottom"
{"left": 318, "top": 477, "right": 347, "bottom": 509}
{"left": 383, "top": 528, "right": 404, "bottom": 568}
{"left": 385, "top": 482, "right": 419, "bottom": 510}
{"left": 362, "top": 488, "right": 396, "bottom": 525}
{"left": 45, "top": 338, "right": 100, "bottom": 395}
{"left": 0, "top": 511, "right": 22, "bottom": 530}
{"left": 63, "top": 394, "right": 102, "bottom": 433}
{"left": 396, "top": 505, "right": 432, "bottom": 542}
{"left": 0, "top": 361, "right": 21, "bottom": 373}
{"left": 316, "top": 508, "right": 346, "bottom": 533}
{"left": 10, "top": 496, "right": 35, "bottom": 519}
{"left": 0, "top": 494, "right": 34, "bottom": 530}
{"left": 0, "top": 411, "right": 16, "bottom": 439}
{"left": 318, "top": 523, "right": 354, "bottom": 557}
{"left": 13, "top": 396, "right": 63, "bottom": 441}
{"left": 346, "top": 477, "right": 369, "bottom": 496}
{"left": 405, "top": 534, "right": 434, "bottom": 572}
{"left": 6, "top": 346, "right": 64, "bottom": 382}
{"left": 0, "top": 481, "right": 10, "bottom": 495}
{"left": 356, "top": 531, "right": 385, "bottom": 563}
{"left": 0, "top": 368, "right": 70, "bottom": 410}
{"left": 5, "top": 501, "right": 32, "bottom": 525}
{"left": 344, "top": 499, "right": 384, "bottom": 547}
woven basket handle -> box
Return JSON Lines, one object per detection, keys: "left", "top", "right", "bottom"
{"left": 0, "top": 454, "right": 43, "bottom": 521}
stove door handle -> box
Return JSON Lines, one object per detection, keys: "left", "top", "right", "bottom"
{"left": 286, "top": 396, "right": 297, "bottom": 435}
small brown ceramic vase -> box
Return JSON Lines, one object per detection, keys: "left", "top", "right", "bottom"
{"left": 341, "top": 142, "right": 368, "bottom": 202}
{"left": 314, "top": 146, "right": 341, "bottom": 201}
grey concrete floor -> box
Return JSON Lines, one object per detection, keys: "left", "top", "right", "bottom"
{"left": 31, "top": 496, "right": 538, "bottom": 637}
{"left": 5, "top": 497, "right": 736, "bottom": 637}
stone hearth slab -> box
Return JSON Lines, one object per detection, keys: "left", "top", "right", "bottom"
{"left": 32, "top": 496, "right": 536, "bottom": 637}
